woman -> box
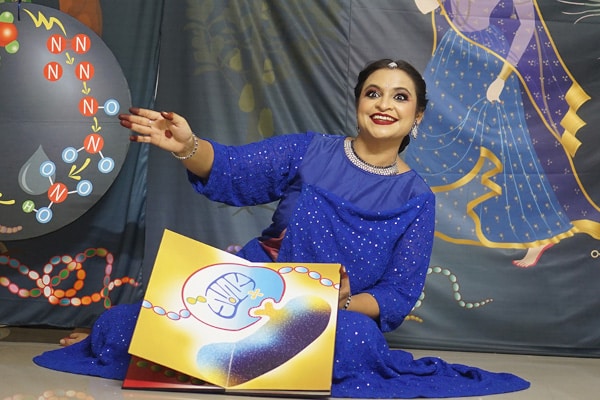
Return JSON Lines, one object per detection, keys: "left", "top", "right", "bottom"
{"left": 34, "top": 59, "right": 529, "bottom": 398}
{"left": 406, "top": 0, "right": 597, "bottom": 267}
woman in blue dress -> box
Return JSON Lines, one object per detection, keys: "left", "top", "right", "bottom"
{"left": 407, "top": 0, "right": 598, "bottom": 267}
{"left": 34, "top": 59, "right": 529, "bottom": 398}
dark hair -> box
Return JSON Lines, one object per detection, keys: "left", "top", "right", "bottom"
{"left": 353, "top": 59, "right": 428, "bottom": 153}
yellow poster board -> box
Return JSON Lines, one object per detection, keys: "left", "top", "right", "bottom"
{"left": 126, "top": 229, "right": 340, "bottom": 395}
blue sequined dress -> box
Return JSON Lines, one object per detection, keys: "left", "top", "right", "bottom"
{"left": 34, "top": 132, "right": 529, "bottom": 398}
{"left": 194, "top": 132, "right": 528, "bottom": 397}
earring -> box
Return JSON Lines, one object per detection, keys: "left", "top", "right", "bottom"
{"left": 411, "top": 122, "right": 418, "bottom": 139}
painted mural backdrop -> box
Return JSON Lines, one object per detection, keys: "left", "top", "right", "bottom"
{"left": 396, "top": 0, "right": 600, "bottom": 355}
{"left": 0, "top": 0, "right": 598, "bottom": 358}
{"left": 0, "top": 3, "right": 130, "bottom": 240}
{"left": 0, "top": 0, "right": 157, "bottom": 327}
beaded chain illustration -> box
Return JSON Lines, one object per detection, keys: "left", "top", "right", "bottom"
{"left": 142, "top": 264, "right": 339, "bottom": 321}
{"left": 407, "top": 265, "right": 494, "bottom": 323}
{"left": 0, "top": 248, "right": 138, "bottom": 308}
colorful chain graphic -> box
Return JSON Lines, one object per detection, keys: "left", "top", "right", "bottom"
{"left": 413, "top": 265, "right": 494, "bottom": 311}
{"left": 142, "top": 264, "right": 339, "bottom": 319}
{"left": 0, "top": 248, "right": 138, "bottom": 308}
{"left": 407, "top": 266, "right": 494, "bottom": 323}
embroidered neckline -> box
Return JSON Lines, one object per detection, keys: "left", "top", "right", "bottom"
{"left": 344, "top": 139, "right": 399, "bottom": 176}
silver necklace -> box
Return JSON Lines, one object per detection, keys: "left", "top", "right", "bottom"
{"left": 344, "top": 139, "right": 399, "bottom": 176}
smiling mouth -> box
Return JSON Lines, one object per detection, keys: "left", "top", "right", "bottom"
{"left": 371, "top": 114, "right": 397, "bottom": 124}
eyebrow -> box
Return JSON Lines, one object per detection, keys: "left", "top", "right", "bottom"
{"left": 365, "top": 83, "right": 413, "bottom": 94}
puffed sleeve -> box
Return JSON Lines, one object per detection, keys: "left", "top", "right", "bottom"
{"left": 187, "top": 132, "right": 314, "bottom": 206}
{"left": 366, "top": 192, "right": 435, "bottom": 332}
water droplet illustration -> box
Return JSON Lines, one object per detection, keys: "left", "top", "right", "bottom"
{"left": 18, "top": 146, "right": 53, "bottom": 195}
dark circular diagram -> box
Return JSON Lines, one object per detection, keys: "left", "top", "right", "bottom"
{"left": 0, "top": 3, "right": 131, "bottom": 240}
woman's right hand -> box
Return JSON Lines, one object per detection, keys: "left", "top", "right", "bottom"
{"left": 120, "top": 107, "right": 215, "bottom": 179}
{"left": 118, "top": 107, "right": 194, "bottom": 154}
{"left": 486, "top": 78, "right": 505, "bottom": 103}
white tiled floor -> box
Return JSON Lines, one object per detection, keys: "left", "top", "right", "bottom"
{"left": 0, "top": 316, "right": 600, "bottom": 400}
{"left": 1, "top": 338, "right": 599, "bottom": 399}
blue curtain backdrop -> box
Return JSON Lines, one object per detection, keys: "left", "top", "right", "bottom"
{"left": 1, "top": 0, "right": 599, "bottom": 358}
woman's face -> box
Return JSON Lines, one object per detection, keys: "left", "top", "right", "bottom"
{"left": 356, "top": 68, "right": 422, "bottom": 143}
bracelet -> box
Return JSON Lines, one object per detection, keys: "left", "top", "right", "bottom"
{"left": 343, "top": 294, "right": 352, "bottom": 310}
{"left": 498, "top": 62, "right": 513, "bottom": 81}
{"left": 171, "top": 135, "right": 198, "bottom": 160}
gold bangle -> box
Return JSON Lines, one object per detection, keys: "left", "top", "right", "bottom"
{"left": 171, "top": 135, "right": 198, "bottom": 160}
{"left": 498, "top": 62, "right": 513, "bottom": 81}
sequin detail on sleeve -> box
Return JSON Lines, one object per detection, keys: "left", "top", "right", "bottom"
{"left": 188, "top": 133, "right": 314, "bottom": 206}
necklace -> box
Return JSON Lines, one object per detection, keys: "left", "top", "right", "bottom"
{"left": 344, "top": 139, "right": 399, "bottom": 176}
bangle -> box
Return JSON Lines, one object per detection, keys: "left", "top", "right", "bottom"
{"left": 171, "top": 135, "right": 198, "bottom": 160}
{"left": 343, "top": 294, "right": 352, "bottom": 310}
{"left": 498, "top": 62, "right": 513, "bottom": 81}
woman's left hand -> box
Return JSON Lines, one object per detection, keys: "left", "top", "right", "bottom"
{"left": 338, "top": 266, "right": 351, "bottom": 310}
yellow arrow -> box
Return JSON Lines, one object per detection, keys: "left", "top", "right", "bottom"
{"left": 65, "top": 51, "right": 74, "bottom": 65}
{"left": 0, "top": 192, "right": 16, "bottom": 205}
{"left": 68, "top": 158, "right": 91, "bottom": 180}
{"left": 82, "top": 81, "right": 91, "bottom": 95}
{"left": 91, "top": 116, "right": 101, "bottom": 133}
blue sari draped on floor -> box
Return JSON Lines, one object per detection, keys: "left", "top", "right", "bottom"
{"left": 33, "top": 133, "right": 530, "bottom": 398}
